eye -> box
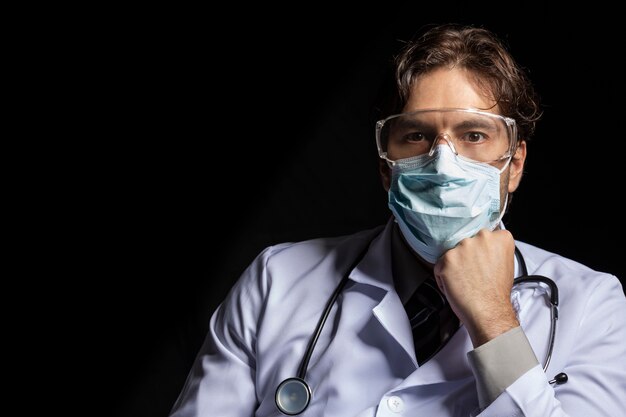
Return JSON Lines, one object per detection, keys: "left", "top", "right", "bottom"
{"left": 403, "top": 131, "right": 427, "bottom": 142}
{"left": 462, "top": 132, "right": 487, "bottom": 143}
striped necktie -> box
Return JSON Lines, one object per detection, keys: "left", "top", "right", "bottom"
{"left": 404, "top": 279, "right": 459, "bottom": 365}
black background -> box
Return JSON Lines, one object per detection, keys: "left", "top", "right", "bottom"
{"left": 93, "top": 3, "right": 625, "bottom": 416}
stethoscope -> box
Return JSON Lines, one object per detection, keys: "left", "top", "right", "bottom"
{"left": 274, "top": 245, "right": 568, "bottom": 415}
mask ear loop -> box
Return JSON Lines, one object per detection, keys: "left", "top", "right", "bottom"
{"left": 492, "top": 142, "right": 518, "bottom": 229}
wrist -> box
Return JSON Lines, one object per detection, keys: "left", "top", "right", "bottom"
{"left": 465, "top": 307, "right": 519, "bottom": 348}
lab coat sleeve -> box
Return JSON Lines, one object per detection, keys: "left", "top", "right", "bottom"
{"left": 169, "top": 247, "right": 274, "bottom": 417}
{"left": 468, "top": 326, "right": 539, "bottom": 407}
{"left": 477, "top": 275, "right": 626, "bottom": 416}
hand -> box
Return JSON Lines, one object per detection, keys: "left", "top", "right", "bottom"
{"left": 433, "top": 228, "right": 519, "bottom": 348}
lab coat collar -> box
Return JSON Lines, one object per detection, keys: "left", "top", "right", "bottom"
{"left": 348, "top": 218, "right": 419, "bottom": 363}
{"left": 347, "top": 217, "right": 395, "bottom": 292}
{"left": 500, "top": 221, "right": 523, "bottom": 278}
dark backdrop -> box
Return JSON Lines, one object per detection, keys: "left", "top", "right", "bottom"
{"left": 96, "top": 3, "right": 625, "bottom": 417}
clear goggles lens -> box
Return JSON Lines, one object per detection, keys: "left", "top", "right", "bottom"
{"left": 376, "top": 109, "right": 517, "bottom": 164}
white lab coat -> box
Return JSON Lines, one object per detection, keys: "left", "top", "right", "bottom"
{"left": 170, "top": 220, "right": 626, "bottom": 416}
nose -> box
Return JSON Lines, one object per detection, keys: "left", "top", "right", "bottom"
{"left": 428, "top": 133, "right": 458, "bottom": 156}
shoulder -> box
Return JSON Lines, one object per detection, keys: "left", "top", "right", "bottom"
{"left": 213, "top": 224, "right": 386, "bottom": 335}
{"left": 515, "top": 240, "right": 596, "bottom": 275}
{"left": 515, "top": 239, "right": 624, "bottom": 299}
{"left": 230, "top": 224, "right": 386, "bottom": 302}
{"left": 262, "top": 225, "right": 385, "bottom": 272}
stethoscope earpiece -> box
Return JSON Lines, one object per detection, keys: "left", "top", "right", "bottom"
{"left": 275, "top": 377, "right": 311, "bottom": 415}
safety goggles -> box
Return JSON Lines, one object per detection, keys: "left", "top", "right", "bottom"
{"left": 375, "top": 108, "right": 518, "bottom": 165}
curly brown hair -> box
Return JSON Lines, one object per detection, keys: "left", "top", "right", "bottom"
{"left": 385, "top": 23, "right": 542, "bottom": 142}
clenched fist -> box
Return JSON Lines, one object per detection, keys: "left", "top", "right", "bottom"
{"left": 434, "top": 228, "right": 519, "bottom": 348}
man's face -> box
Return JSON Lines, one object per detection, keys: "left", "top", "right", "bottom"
{"left": 379, "top": 67, "right": 527, "bottom": 209}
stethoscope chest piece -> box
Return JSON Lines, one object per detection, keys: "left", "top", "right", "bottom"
{"left": 275, "top": 377, "right": 312, "bottom": 415}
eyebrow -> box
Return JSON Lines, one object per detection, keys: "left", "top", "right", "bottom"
{"left": 453, "top": 119, "right": 498, "bottom": 131}
{"left": 392, "top": 119, "right": 431, "bottom": 130}
{"left": 392, "top": 118, "right": 497, "bottom": 132}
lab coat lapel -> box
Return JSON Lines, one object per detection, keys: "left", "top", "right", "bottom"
{"left": 372, "top": 290, "right": 420, "bottom": 366}
{"left": 348, "top": 220, "right": 420, "bottom": 366}
{"left": 348, "top": 220, "right": 475, "bottom": 386}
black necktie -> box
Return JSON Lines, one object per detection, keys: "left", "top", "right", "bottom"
{"left": 404, "top": 279, "right": 459, "bottom": 365}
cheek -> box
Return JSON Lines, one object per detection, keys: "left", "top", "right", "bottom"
{"left": 499, "top": 169, "right": 510, "bottom": 209}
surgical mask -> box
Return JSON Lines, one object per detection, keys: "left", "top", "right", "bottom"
{"left": 388, "top": 145, "right": 509, "bottom": 264}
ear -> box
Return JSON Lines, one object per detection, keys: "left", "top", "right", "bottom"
{"left": 379, "top": 158, "right": 391, "bottom": 192}
{"left": 508, "top": 140, "right": 527, "bottom": 193}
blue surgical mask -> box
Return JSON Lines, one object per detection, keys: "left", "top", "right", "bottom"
{"left": 388, "top": 145, "right": 509, "bottom": 264}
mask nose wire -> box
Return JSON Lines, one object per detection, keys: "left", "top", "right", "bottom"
{"left": 426, "top": 132, "right": 515, "bottom": 175}
{"left": 428, "top": 133, "right": 458, "bottom": 156}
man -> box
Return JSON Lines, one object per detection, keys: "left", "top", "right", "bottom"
{"left": 169, "top": 24, "right": 626, "bottom": 416}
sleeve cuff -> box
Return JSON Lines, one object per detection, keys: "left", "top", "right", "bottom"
{"left": 467, "top": 326, "right": 539, "bottom": 408}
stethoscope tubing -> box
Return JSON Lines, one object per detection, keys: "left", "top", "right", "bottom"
{"left": 275, "top": 244, "right": 565, "bottom": 415}
{"left": 513, "top": 247, "right": 559, "bottom": 373}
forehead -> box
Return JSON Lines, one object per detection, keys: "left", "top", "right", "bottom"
{"left": 402, "top": 67, "right": 500, "bottom": 114}
{"left": 395, "top": 112, "right": 501, "bottom": 130}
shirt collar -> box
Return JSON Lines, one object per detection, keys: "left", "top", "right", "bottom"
{"left": 390, "top": 221, "right": 432, "bottom": 304}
